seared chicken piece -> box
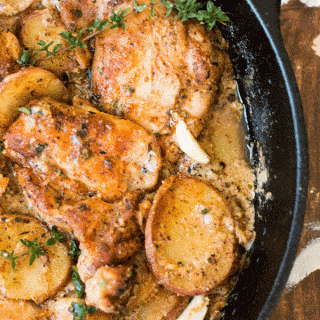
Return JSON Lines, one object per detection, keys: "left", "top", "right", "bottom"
{"left": 47, "top": 297, "right": 116, "bottom": 319}
{"left": 85, "top": 265, "right": 133, "bottom": 313}
{"left": 16, "top": 167, "right": 142, "bottom": 279}
{"left": 16, "top": 166, "right": 142, "bottom": 312}
{"left": 59, "top": 0, "right": 106, "bottom": 30}
{"left": 0, "top": 0, "right": 35, "bottom": 16}
{"left": 4, "top": 98, "right": 161, "bottom": 201}
{"left": 3, "top": 97, "right": 158, "bottom": 313}
{"left": 92, "top": 4, "right": 226, "bottom": 135}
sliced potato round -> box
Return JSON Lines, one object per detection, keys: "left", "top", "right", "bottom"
{"left": 0, "top": 67, "right": 68, "bottom": 135}
{"left": 145, "top": 175, "right": 238, "bottom": 295}
{"left": 0, "top": 296, "right": 45, "bottom": 320}
{"left": 126, "top": 252, "right": 189, "bottom": 320}
{"left": 19, "top": 9, "right": 88, "bottom": 76}
{"left": 0, "top": 31, "right": 21, "bottom": 78}
{"left": 47, "top": 297, "right": 115, "bottom": 320}
{"left": 0, "top": 214, "right": 72, "bottom": 303}
{"left": 0, "top": 0, "right": 35, "bottom": 16}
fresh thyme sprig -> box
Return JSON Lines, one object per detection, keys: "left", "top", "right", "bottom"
{"left": 19, "top": 0, "right": 228, "bottom": 65}
{"left": 46, "top": 227, "right": 65, "bottom": 246}
{"left": 72, "top": 266, "right": 85, "bottom": 298}
{"left": 60, "top": 28, "right": 87, "bottom": 49}
{"left": 19, "top": 238, "right": 46, "bottom": 266}
{"left": 69, "top": 239, "right": 81, "bottom": 260}
{"left": 17, "top": 41, "right": 63, "bottom": 66}
{"left": 0, "top": 250, "right": 18, "bottom": 272}
{"left": 70, "top": 302, "right": 97, "bottom": 320}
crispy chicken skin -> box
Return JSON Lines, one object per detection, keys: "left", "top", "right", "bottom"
{"left": 85, "top": 265, "right": 133, "bottom": 313}
{"left": 92, "top": 4, "right": 226, "bottom": 134}
{"left": 16, "top": 167, "right": 142, "bottom": 281}
{"left": 4, "top": 98, "right": 161, "bottom": 201}
{"left": 15, "top": 166, "right": 141, "bottom": 313}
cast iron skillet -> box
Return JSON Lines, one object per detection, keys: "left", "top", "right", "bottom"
{"left": 209, "top": 0, "right": 309, "bottom": 319}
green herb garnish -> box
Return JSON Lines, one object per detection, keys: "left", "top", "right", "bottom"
{"left": 72, "top": 266, "right": 85, "bottom": 298}
{"left": 46, "top": 227, "right": 65, "bottom": 246}
{"left": 18, "top": 107, "right": 31, "bottom": 114}
{"left": 69, "top": 239, "right": 81, "bottom": 260}
{"left": 19, "top": 238, "right": 46, "bottom": 266}
{"left": 60, "top": 28, "right": 87, "bottom": 49}
{"left": 70, "top": 302, "right": 97, "bottom": 320}
{"left": 202, "top": 208, "right": 209, "bottom": 214}
{"left": 0, "top": 250, "right": 18, "bottom": 272}
{"left": 100, "top": 280, "right": 107, "bottom": 286}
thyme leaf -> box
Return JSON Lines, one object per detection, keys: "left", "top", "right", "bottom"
{"left": 69, "top": 239, "right": 81, "bottom": 260}
{"left": 60, "top": 28, "right": 87, "bottom": 49}
{"left": 18, "top": 107, "right": 31, "bottom": 114}
{"left": 19, "top": 238, "right": 46, "bottom": 266}
{"left": 0, "top": 250, "right": 18, "bottom": 272}
{"left": 109, "top": 8, "right": 130, "bottom": 31}
{"left": 72, "top": 266, "right": 85, "bottom": 298}
{"left": 70, "top": 302, "right": 97, "bottom": 320}
{"left": 46, "top": 227, "right": 65, "bottom": 246}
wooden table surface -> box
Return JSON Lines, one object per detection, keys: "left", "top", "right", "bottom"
{"left": 269, "top": 0, "right": 320, "bottom": 319}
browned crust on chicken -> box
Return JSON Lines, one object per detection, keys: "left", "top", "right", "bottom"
{"left": 59, "top": 0, "right": 123, "bottom": 30}
{"left": 4, "top": 98, "right": 161, "bottom": 201}
{"left": 85, "top": 265, "right": 133, "bottom": 313}
{"left": 92, "top": 5, "right": 226, "bottom": 134}
{"left": 15, "top": 166, "right": 142, "bottom": 281}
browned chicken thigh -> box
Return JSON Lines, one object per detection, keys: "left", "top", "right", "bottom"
{"left": 92, "top": 4, "right": 226, "bottom": 135}
{"left": 3, "top": 97, "right": 162, "bottom": 313}
{"left": 4, "top": 98, "right": 161, "bottom": 201}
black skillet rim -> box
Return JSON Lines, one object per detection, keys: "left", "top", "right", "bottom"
{"left": 212, "top": 0, "right": 309, "bottom": 318}
{"left": 249, "top": 1, "right": 309, "bottom": 317}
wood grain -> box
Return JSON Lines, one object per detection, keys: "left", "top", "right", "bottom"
{"left": 270, "top": 1, "right": 320, "bottom": 319}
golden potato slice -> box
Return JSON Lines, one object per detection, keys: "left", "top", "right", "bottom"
{"left": 0, "top": 67, "right": 68, "bottom": 135}
{"left": 0, "top": 296, "right": 45, "bottom": 320}
{"left": 20, "top": 9, "right": 91, "bottom": 75}
{"left": 0, "top": 0, "right": 35, "bottom": 16}
{"left": 145, "top": 176, "right": 238, "bottom": 295}
{"left": 47, "top": 297, "right": 115, "bottom": 320}
{"left": 0, "top": 173, "right": 9, "bottom": 196}
{"left": 126, "top": 252, "right": 189, "bottom": 320}
{"left": 126, "top": 287, "right": 189, "bottom": 320}
{"left": 0, "top": 31, "right": 21, "bottom": 78}
{"left": 0, "top": 214, "right": 72, "bottom": 303}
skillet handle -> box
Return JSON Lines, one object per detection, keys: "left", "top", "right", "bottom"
{"left": 247, "top": 0, "right": 282, "bottom": 40}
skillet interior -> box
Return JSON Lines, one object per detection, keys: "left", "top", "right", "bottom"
{"left": 209, "top": 0, "right": 309, "bottom": 318}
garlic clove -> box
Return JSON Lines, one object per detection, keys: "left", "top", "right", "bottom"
{"left": 177, "top": 295, "right": 209, "bottom": 320}
{"left": 176, "top": 120, "right": 210, "bottom": 164}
